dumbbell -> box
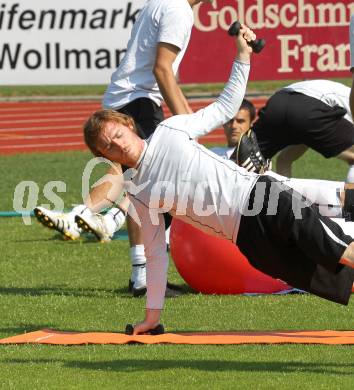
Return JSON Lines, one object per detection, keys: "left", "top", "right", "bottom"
{"left": 125, "top": 323, "right": 165, "bottom": 335}
{"left": 228, "top": 21, "right": 265, "bottom": 53}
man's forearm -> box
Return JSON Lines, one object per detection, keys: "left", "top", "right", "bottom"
{"left": 156, "top": 68, "right": 192, "bottom": 115}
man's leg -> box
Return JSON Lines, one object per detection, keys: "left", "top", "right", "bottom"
{"left": 237, "top": 176, "right": 354, "bottom": 305}
{"left": 34, "top": 164, "right": 125, "bottom": 241}
{"left": 266, "top": 171, "right": 344, "bottom": 218}
{"left": 275, "top": 144, "right": 308, "bottom": 177}
{"left": 337, "top": 145, "right": 354, "bottom": 183}
{"left": 127, "top": 216, "right": 147, "bottom": 296}
{"left": 74, "top": 164, "right": 126, "bottom": 241}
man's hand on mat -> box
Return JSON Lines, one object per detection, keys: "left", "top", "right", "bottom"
{"left": 133, "top": 309, "right": 161, "bottom": 335}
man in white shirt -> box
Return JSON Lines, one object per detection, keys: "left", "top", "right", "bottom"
{"left": 83, "top": 26, "right": 354, "bottom": 334}
{"left": 252, "top": 80, "right": 354, "bottom": 181}
{"left": 35, "top": 0, "right": 212, "bottom": 296}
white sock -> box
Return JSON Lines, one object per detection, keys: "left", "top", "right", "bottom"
{"left": 346, "top": 165, "right": 354, "bottom": 183}
{"left": 165, "top": 226, "right": 171, "bottom": 245}
{"left": 104, "top": 207, "right": 126, "bottom": 234}
{"left": 130, "top": 244, "right": 146, "bottom": 289}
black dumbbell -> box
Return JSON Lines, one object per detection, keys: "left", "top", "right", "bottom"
{"left": 228, "top": 21, "right": 265, "bottom": 53}
{"left": 125, "top": 323, "right": 165, "bottom": 335}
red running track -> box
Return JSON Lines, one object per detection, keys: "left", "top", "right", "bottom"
{"left": 0, "top": 98, "right": 267, "bottom": 154}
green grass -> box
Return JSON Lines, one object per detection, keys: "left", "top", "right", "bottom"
{"left": 1, "top": 77, "right": 352, "bottom": 98}
{"left": 1, "top": 150, "right": 354, "bottom": 389}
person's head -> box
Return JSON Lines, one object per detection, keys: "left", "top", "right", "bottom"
{"left": 223, "top": 99, "right": 256, "bottom": 147}
{"left": 84, "top": 109, "right": 143, "bottom": 167}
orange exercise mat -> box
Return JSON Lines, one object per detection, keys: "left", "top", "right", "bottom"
{"left": 1, "top": 329, "right": 354, "bottom": 345}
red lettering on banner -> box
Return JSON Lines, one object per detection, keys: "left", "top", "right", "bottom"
{"left": 179, "top": 0, "right": 353, "bottom": 83}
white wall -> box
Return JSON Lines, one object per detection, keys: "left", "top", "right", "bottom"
{"left": 0, "top": 0, "right": 145, "bottom": 85}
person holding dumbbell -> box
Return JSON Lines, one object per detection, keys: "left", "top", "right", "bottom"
{"left": 83, "top": 24, "right": 354, "bottom": 335}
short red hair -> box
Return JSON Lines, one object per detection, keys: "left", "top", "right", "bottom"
{"left": 83, "top": 109, "right": 137, "bottom": 156}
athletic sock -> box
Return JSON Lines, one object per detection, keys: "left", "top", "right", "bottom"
{"left": 346, "top": 165, "right": 354, "bottom": 184}
{"left": 104, "top": 207, "right": 126, "bottom": 235}
{"left": 130, "top": 244, "right": 146, "bottom": 289}
{"left": 165, "top": 226, "right": 171, "bottom": 245}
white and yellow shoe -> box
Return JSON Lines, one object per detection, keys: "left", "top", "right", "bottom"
{"left": 34, "top": 207, "right": 81, "bottom": 241}
{"left": 75, "top": 213, "right": 113, "bottom": 243}
{"left": 75, "top": 207, "right": 126, "bottom": 243}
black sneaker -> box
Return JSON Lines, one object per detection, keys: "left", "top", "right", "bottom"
{"left": 128, "top": 279, "right": 147, "bottom": 297}
{"left": 128, "top": 280, "right": 182, "bottom": 297}
{"left": 230, "top": 129, "right": 269, "bottom": 174}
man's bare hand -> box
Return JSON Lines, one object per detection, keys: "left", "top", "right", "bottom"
{"left": 236, "top": 24, "right": 256, "bottom": 63}
{"left": 132, "top": 308, "right": 162, "bottom": 335}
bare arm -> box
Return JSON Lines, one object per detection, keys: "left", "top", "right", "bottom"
{"left": 153, "top": 42, "right": 192, "bottom": 115}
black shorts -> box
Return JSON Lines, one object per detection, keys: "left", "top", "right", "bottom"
{"left": 116, "top": 97, "right": 164, "bottom": 139}
{"left": 253, "top": 90, "right": 354, "bottom": 159}
{"left": 236, "top": 175, "right": 354, "bottom": 305}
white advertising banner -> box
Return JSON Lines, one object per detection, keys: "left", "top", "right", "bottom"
{"left": 0, "top": 0, "right": 146, "bottom": 85}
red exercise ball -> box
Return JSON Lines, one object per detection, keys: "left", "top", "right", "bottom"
{"left": 170, "top": 219, "right": 291, "bottom": 294}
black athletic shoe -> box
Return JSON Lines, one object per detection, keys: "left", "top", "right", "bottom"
{"left": 230, "top": 129, "right": 269, "bottom": 174}
{"left": 132, "top": 285, "right": 147, "bottom": 297}
{"left": 128, "top": 279, "right": 147, "bottom": 297}
{"left": 128, "top": 280, "right": 182, "bottom": 297}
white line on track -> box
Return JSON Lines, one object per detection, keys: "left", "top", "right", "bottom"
{"left": 0, "top": 105, "right": 100, "bottom": 113}
{"left": 0, "top": 110, "right": 98, "bottom": 119}
{"left": 0, "top": 125, "right": 79, "bottom": 133}
{"left": 0, "top": 141, "right": 85, "bottom": 149}
{"left": 0, "top": 133, "right": 83, "bottom": 140}
{"left": 0, "top": 117, "right": 86, "bottom": 124}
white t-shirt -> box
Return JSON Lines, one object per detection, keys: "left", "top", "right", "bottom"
{"left": 124, "top": 61, "right": 254, "bottom": 309}
{"left": 283, "top": 80, "right": 352, "bottom": 123}
{"left": 103, "top": 0, "right": 193, "bottom": 110}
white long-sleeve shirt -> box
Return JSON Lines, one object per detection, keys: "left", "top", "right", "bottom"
{"left": 124, "top": 61, "right": 256, "bottom": 309}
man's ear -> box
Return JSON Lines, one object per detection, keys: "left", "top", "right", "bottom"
{"left": 126, "top": 117, "right": 135, "bottom": 130}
